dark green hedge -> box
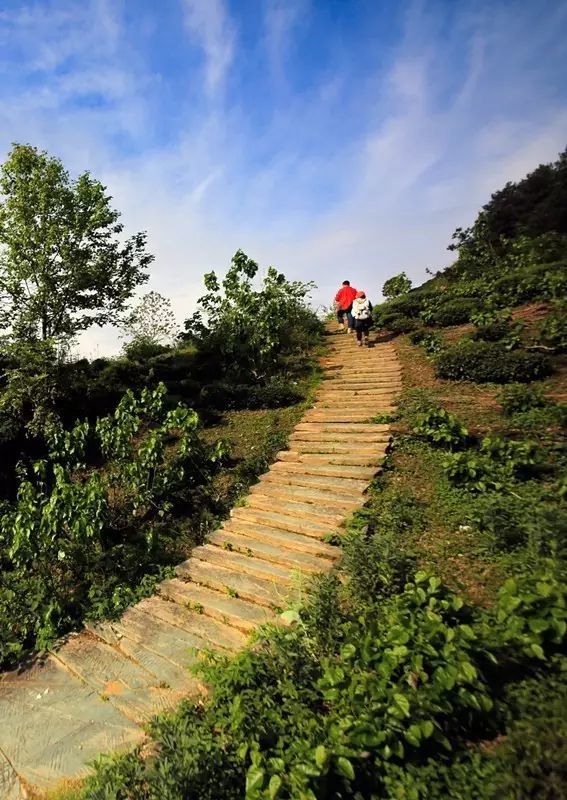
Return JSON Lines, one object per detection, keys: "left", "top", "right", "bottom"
{"left": 435, "top": 340, "right": 552, "bottom": 383}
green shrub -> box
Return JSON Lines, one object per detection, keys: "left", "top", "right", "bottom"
{"left": 383, "top": 314, "right": 419, "bottom": 334}
{"left": 498, "top": 384, "right": 549, "bottom": 415}
{"left": 200, "top": 378, "right": 303, "bottom": 410}
{"left": 443, "top": 436, "right": 542, "bottom": 492}
{"left": 409, "top": 329, "right": 444, "bottom": 354}
{"left": 82, "top": 565, "right": 567, "bottom": 800}
{"left": 535, "top": 301, "right": 567, "bottom": 352}
{"left": 412, "top": 408, "right": 469, "bottom": 449}
{"left": 123, "top": 337, "right": 171, "bottom": 361}
{"left": 470, "top": 308, "right": 524, "bottom": 349}
{"left": 435, "top": 340, "right": 552, "bottom": 383}
{"left": 431, "top": 297, "right": 478, "bottom": 327}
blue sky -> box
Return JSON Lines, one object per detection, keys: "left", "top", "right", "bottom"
{"left": 1, "top": 0, "right": 566, "bottom": 355}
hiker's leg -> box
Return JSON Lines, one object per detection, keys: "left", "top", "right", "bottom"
{"left": 355, "top": 324, "right": 363, "bottom": 345}
{"left": 346, "top": 309, "right": 354, "bottom": 333}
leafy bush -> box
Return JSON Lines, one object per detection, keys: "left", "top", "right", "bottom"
{"left": 498, "top": 384, "right": 549, "bottom": 415}
{"left": 430, "top": 297, "right": 479, "bottom": 327}
{"left": 409, "top": 329, "right": 444, "bottom": 354}
{"left": 200, "top": 378, "right": 303, "bottom": 411}
{"left": 443, "top": 436, "right": 542, "bottom": 492}
{"left": 382, "top": 272, "right": 412, "bottom": 299}
{"left": 435, "top": 340, "right": 552, "bottom": 383}
{"left": 383, "top": 314, "right": 419, "bottom": 334}
{"left": 470, "top": 308, "right": 523, "bottom": 349}
{"left": 535, "top": 301, "right": 567, "bottom": 352}
{"left": 0, "top": 384, "right": 226, "bottom": 666}
{"left": 182, "top": 250, "right": 321, "bottom": 382}
{"left": 82, "top": 565, "right": 567, "bottom": 800}
{"left": 412, "top": 408, "right": 469, "bottom": 449}
{"left": 123, "top": 336, "right": 171, "bottom": 361}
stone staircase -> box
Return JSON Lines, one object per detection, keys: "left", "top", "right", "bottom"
{"left": 0, "top": 326, "right": 400, "bottom": 799}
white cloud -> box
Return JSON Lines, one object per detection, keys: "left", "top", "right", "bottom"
{"left": 182, "top": 0, "right": 235, "bottom": 96}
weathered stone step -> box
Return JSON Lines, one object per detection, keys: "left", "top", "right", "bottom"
{"left": 245, "top": 492, "right": 344, "bottom": 524}
{"left": 323, "top": 377, "right": 401, "bottom": 387}
{"left": 317, "top": 387, "right": 399, "bottom": 396}
{"left": 259, "top": 470, "right": 369, "bottom": 494}
{"left": 277, "top": 450, "right": 385, "bottom": 467}
{"left": 290, "top": 430, "right": 390, "bottom": 443}
{"left": 176, "top": 558, "right": 290, "bottom": 608}
{"left": 192, "top": 544, "right": 294, "bottom": 586}
{"left": 134, "top": 595, "right": 247, "bottom": 651}
{"left": 282, "top": 441, "right": 387, "bottom": 454}
{"left": 293, "top": 422, "right": 391, "bottom": 434}
{"left": 231, "top": 506, "right": 332, "bottom": 539}
{"left": 249, "top": 480, "right": 361, "bottom": 510}
{"left": 224, "top": 517, "right": 341, "bottom": 559}
{"left": 270, "top": 460, "right": 378, "bottom": 480}
{"left": 159, "top": 579, "right": 274, "bottom": 632}
{"left": 314, "top": 399, "right": 397, "bottom": 409}
{"left": 87, "top": 614, "right": 203, "bottom": 696}
{"left": 303, "top": 411, "right": 395, "bottom": 423}
{"left": 52, "top": 633, "right": 177, "bottom": 724}
{"left": 0, "top": 656, "right": 144, "bottom": 795}
{"left": 208, "top": 529, "right": 335, "bottom": 572}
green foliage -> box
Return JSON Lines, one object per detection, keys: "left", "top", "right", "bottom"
{"left": 200, "top": 377, "right": 303, "bottom": 411}
{"left": 409, "top": 329, "right": 444, "bottom": 354}
{"left": 182, "top": 250, "right": 321, "bottom": 382}
{"left": 498, "top": 383, "right": 549, "bottom": 415}
{"left": 82, "top": 562, "right": 567, "bottom": 800}
{"left": 430, "top": 297, "right": 478, "bottom": 327}
{"left": 121, "top": 291, "right": 178, "bottom": 354}
{"left": 470, "top": 308, "right": 523, "bottom": 349}
{"left": 435, "top": 339, "right": 552, "bottom": 383}
{"left": 382, "top": 314, "right": 419, "bottom": 334}
{"left": 0, "top": 384, "right": 226, "bottom": 666}
{"left": 0, "top": 143, "right": 151, "bottom": 342}
{"left": 443, "top": 436, "right": 542, "bottom": 493}
{"left": 412, "top": 408, "right": 469, "bottom": 449}
{"left": 535, "top": 301, "right": 567, "bottom": 352}
{"left": 382, "top": 272, "right": 412, "bottom": 299}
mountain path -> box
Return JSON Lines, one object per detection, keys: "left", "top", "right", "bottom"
{"left": 0, "top": 325, "right": 400, "bottom": 798}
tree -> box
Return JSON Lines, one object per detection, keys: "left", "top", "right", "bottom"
{"left": 382, "top": 272, "right": 412, "bottom": 299}
{"left": 120, "top": 291, "right": 178, "bottom": 357}
{"left": 182, "top": 250, "right": 319, "bottom": 380}
{"left": 0, "top": 143, "right": 152, "bottom": 342}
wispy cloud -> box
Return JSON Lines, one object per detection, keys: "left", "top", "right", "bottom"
{"left": 0, "top": 0, "right": 566, "bottom": 354}
{"left": 182, "top": 0, "right": 235, "bottom": 96}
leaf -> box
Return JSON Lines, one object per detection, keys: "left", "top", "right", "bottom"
{"left": 420, "top": 720, "right": 434, "bottom": 739}
{"left": 268, "top": 775, "right": 282, "bottom": 799}
{"left": 246, "top": 766, "right": 265, "bottom": 793}
{"left": 393, "top": 693, "right": 410, "bottom": 717}
{"left": 280, "top": 610, "right": 301, "bottom": 625}
{"left": 529, "top": 643, "right": 545, "bottom": 660}
{"left": 405, "top": 724, "right": 422, "bottom": 747}
{"left": 314, "top": 745, "right": 328, "bottom": 769}
{"left": 340, "top": 643, "right": 356, "bottom": 660}
{"left": 336, "top": 757, "right": 355, "bottom": 781}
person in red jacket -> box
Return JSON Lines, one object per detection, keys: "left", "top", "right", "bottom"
{"left": 334, "top": 280, "right": 358, "bottom": 333}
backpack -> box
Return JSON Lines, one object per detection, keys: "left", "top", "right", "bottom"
{"left": 353, "top": 298, "right": 371, "bottom": 320}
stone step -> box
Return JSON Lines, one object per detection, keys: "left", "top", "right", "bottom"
{"left": 259, "top": 470, "right": 369, "bottom": 494}
{"left": 245, "top": 492, "right": 345, "bottom": 524}
{"left": 289, "top": 431, "right": 390, "bottom": 443}
{"left": 159, "top": 578, "right": 274, "bottom": 632}
{"left": 192, "top": 544, "right": 294, "bottom": 586}
{"left": 269, "top": 460, "right": 378, "bottom": 480}
{"left": 208, "top": 529, "right": 335, "bottom": 572}
{"left": 224, "top": 518, "right": 341, "bottom": 559}
{"left": 303, "top": 411, "right": 395, "bottom": 423}
{"left": 231, "top": 507, "right": 332, "bottom": 539}
{"left": 176, "top": 558, "right": 290, "bottom": 608}
{"left": 52, "top": 633, "right": 178, "bottom": 724}
{"left": 249, "top": 481, "right": 361, "bottom": 510}
{"left": 314, "top": 398, "right": 398, "bottom": 408}
{"left": 281, "top": 441, "right": 386, "bottom": 455}
{"left": 317, "top": 387, "right": 399, "bottom": 397}
{"left": 134, "top": 595, "right": 247, "bottom": 651}
{"left": 0, "top": 656, "right": 144, "bottom": 794}
{"left": 86, "top": 613, "right": 204, "bottom": 695}
{"left": 276, "top": 450, "right": 385, "bottom": 467}
{"left": 293, "top": 422, "right": 391, "bottom": 434}
{"left": 323, "top": 377, "right": 401, "bottom": 387}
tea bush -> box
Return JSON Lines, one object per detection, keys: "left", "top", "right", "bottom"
{"left": 435, "top": 340, "right": 552, "bottom": 383}
{"left": 430, "top": 297, "right": 478, "bottom": 327}
{"left": 200, "top": 378, "right": 303, "bottom": 411}
{"left": 443, "top": 436, "right": 542, "bottom": 492}
{"left": 535, "top": 301, "right": 567, "bottom": 352}
{"left": 409, "top": 329, "right": 444, "bottom": 354}
{"left": 498, "top": 383, "right": 549, "bottom": 414}
{"left": 412, "top": 407, "right": 469, "bottom": 449}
